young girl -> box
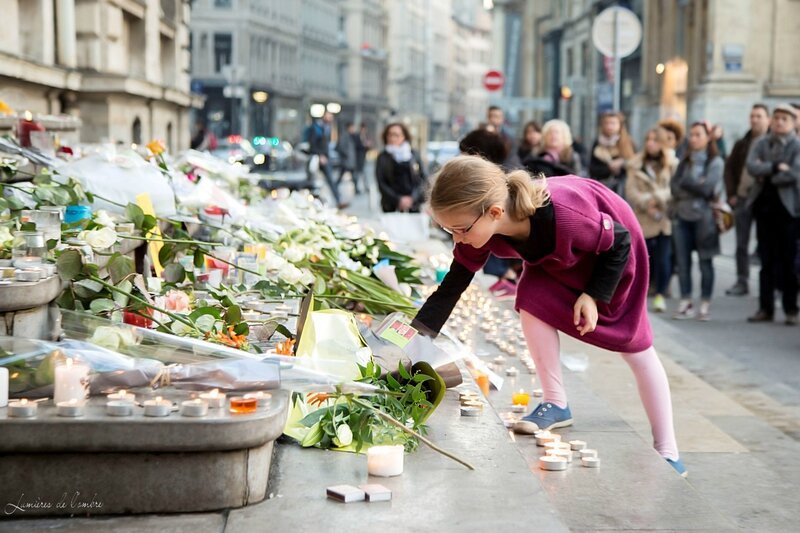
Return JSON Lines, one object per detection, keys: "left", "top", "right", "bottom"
{"left": 413, "top": 154, "right": 687, "bottom": 477}
{"left": 625, "top": 129, "right": 678, "bottom": 312}
{"left": 589, "top": 112, "right": 636, "bottom": 196}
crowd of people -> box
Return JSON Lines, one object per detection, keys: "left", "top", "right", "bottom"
{"left": 373, "top": 103, "right": 800, "bottom": 325}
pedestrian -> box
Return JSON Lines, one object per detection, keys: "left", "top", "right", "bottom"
{"left": 516, "top": 121, "right": 542, "bottom": 162}
{"left": 658, "top": 119, "right": 684, "bottom": 160}
{"left": 626, "top": 128, "right": 678, "bottom": 313}
{"left": 308, "top": 111, "right": 347, "bottom": 209}
{"left": 335, "top": 122, "right": 358, "bottom": 193}
{"left": 354, "top": 123, "right": 371, "bottom": 194}
{"left": 670, "top": 122, "right": 724, "bottom": 321}
{"left": 412, "top": 154, "right": 687, "bottom": 477}
{"left": 536, "top": 119, "right": 583, "bottom": 175}
{"left": 485, "top": 105, "right": 520, "bottom": 168}
{"left": 375, "top": 123, "right": 427, "bottom": 213}
{"left": 589, "top": 111, "right": 636, "bottom": 196}
{"left": 723, "top": 104, "right": 770, "bottom": 296}
{"left": 745, "top": 104, "right": 800, "bottom": 325}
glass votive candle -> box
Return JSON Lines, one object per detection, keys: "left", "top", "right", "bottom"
{"left": 180, "top": 398, "right": 209, "bottom": 417}
{"left": 106, "top": 400, "right": 134, "bottom": 417}
{"left": 54, "top": 357, "right": 89, "bottom": 405}
{"left": 229, "top": 396, "right": 258, "bottom": 414}
{"left": 56, "top": 398, "right": 85, "bottom": 417}
{"left": 8, "top": 398, "right": 38, "bottom": 418}
{"left": 511, "top": 389, "right": 530, "bottom": 407}
{"left": 199, "top": 389, "right": 226, "bottom": 409}
{"left": 11, "top": 230, "right": 47, "bottom": 261}
{"left": 143, "top": 396, "right": 172, "bottom": 417}
{"left": 366, "top": 445, "right": 404, "bottom": 477}
{"left": 243, "top": 391, "right": 272, "bottom": 408}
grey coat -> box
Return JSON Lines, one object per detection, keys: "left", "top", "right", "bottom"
{"left": 670, "top": 153, "right": 724, "bottom": 258}
{"left": 745, "top": 132, "right": 800, "bottom": 217}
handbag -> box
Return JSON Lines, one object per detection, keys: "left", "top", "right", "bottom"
{"left": 710, "top": 198, "right": 734, "bottom": 233}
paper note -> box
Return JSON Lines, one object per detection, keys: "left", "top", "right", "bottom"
{"left": 135, "top": 193, "right": 163, "bottom": 277}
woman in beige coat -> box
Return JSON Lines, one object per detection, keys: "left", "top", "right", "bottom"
{"left": 626, "top": 129, "right": 678, "bottom": 312}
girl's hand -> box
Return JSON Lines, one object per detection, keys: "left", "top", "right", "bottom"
{"left": 573, "top": 293, "right": 598, "bottom": 336}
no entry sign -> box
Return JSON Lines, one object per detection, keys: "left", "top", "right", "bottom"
{"left": 483, "top": 70, "right": 504, "bottom": 92}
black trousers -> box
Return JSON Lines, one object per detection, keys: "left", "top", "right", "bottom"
{"left": 755, "top": 203, "right": 799, "bottom": 316}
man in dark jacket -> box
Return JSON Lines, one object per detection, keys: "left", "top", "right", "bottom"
{"left": 308, "top": 111, "right": 347, "bottom": 209}
{"left": 724, "top": 104, "right": 770, "bottom": 296}
{"left": 745, "top": 104, "right": 800, "bottom": 325}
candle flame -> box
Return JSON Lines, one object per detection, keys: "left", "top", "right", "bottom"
{"left": 211, "top": 389, "right": 219, "bottom": 396}
{"left": 66, "top": 358, "right": 73, "bottom": 368}
{"left": 24, "top": 110, "right": 33, "bottom": 121}
{"left": 119, "top": 389, "right": 126, "bottom": 395}
{"left": 20, "top": 399, "right": 28, "bottom": 405}
{"left": 155, "top": 396, "right": 162, "bottom": 402}
{"left": 68, "top": 399, "right": 76, "bottom": 405}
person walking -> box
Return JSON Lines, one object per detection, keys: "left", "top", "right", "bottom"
{"left": 308, "top": 111, "right": 347, "bottom": 209}
{"left": 589, "top": 112, "right": 636, "bottom": 196}
{"left": 517, "top": 121, "right": 542, "bottom": 162}
{"left": 745, "top": 104, "right": 800, "bottom": 325}
{"left": 354, "top": 123, "right": 371, "bottom": 194}
{"left": 671, "top": 122, "right": 724, "bottom": 321}
{"left": 335, "top": 122, "right": 358, "bottom": 193}
{"left": 724, "top": 104, "right": 770, "bottom": 296}
{"left": 485, "top": 106, "right": 519, "bottom": 168}
{"left": 412, "top": 154, "right": 687, "bottom": 477}
{"left": 375, "top": 123, "right": 427, "bottom": 213}
{"left": 626, "top": 129, "right": 678, "bottom": 312}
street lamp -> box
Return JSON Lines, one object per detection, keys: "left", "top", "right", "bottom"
{"left": 326, "top": 102, "right": 342, "bottom": 114}
{"left": 252, "top": 91, "right": 269, "bottom": 103}
{"left": 310, "top": 104, "right": 326, "bottom": 118}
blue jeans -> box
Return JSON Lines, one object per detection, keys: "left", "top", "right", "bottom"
{"left": 674, "top": 219, "right": 714, "bottom": 300}
{"left": 646, "top": 233, "right": 672, "bottom": 296}
{"left": 483, "top": 254, "right": 509, "bottom": 278}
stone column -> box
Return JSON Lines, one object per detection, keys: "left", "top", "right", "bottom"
{"left": 55, "top": 0, "right": 77, "bottom": 68}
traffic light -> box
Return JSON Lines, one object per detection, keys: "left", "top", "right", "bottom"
{"left": 560, "top": 85, "right": 573, "bottom": 100}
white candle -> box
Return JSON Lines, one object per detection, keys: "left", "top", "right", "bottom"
{"left": 532, "top": 388, "right": 543, "bottom": 397}
{"left": 546, "top": 448, "right": 573, "bottom": 462}
{"left": 180, "top": 398, "right": 209, "bottom": 417}
{"left": 199, "top": 388, "right": 226, "bottom": 409}
{"left": 106, "top": 400, "right": 134, "bottom": 417}
{"left": 581, "top": 456, "right": 601, "bottom": 468}
{"left": 569, "top": 440, "right": 587, "bottom": 451}
{"left": 579, "top": 449, "right": 598, "bottom": 459}
{"left": 538, "top": 455, "right": 568, "bottom": 471}
{"left": 143, "top": 396, "right": 172, "bottom": 417}
{"left": 367, "top": 445, "right": 404, "bottom": 477}
{"left": 243, "top": 391, "right": 272, "bottom": 408}
{"left": 0, "top": 367, "right": 8, "bottom": 408}
{"left": 510, "top": 404, "right": 525, "bottom": 413}
{"left": 107, "top": 389, "right": 136, "bottom": 403}
{"left": 54, "top": 358, "right": 89, "bottom": 405}
{"left": 56, "top": 398, "right": 85, "bottom": 417}
{"left": 8, "top": 398, "right": 37, "bottom": 418}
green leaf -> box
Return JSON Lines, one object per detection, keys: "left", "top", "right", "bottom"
{"left": 20, "top": 221, "right": 36, "bottom": 231}
{"left": 195, "top": 314, "right": 216, "bottom": 333}
{"left": 158, "top": 243, "right": 175, "bottom": 266}
{"left": 225, "top": 304, "right": 242, "bottom": 324}
{"left": 193, "top": 249, "right": 205, "bottom": 268}
{"left": 233, "top": 322, "right": 249, "bottom": 336}
{"left": 57, "top": 249, "right": 83, "bottom": 281}
{"left": 189, "top": 307, "right": 221, "bottom": 320}
{"left": 7, "top": 196, "right": 25, "bottom": 210}
{"left": 313, "top": 275, "right": 326, "bottom": 296}
{"left": 126, "top": 203, "right": 145, "bottom": 229}
{"left": 108, "top": 253, "right": 134, "bottom": 284}
{"left": 56, "top": 288, "right": 75, "bottom": 309}
{"left": 274, "top": 323, "right": 294, "bottom": 340}
{"left": 74, "top": 278, "right": 104, "bottom": 293}
{"left": 85, "top": 191, "right": 95, "bottom": 203}
{"left": 113, "top": 280, "right": 132, "bottom": 307}
{"left": 398, "top": 361, "right": 411, "bottom": 381}
{"left": 32, "top": 174, "right": 51, "bottom": 185}
{"left": 141, "top": 214, "right": 157, "bottom": 233}
{"left": 89, "top": 298, "right": 116, "bottom": 314}
{"left": 163, "top": 263, "right": 185, "bottom": 284}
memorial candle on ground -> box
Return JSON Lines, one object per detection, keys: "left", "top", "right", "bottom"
{"left": 511, "top": 389, "right": 530, "bottom": 407}
{"left": 54, "top": 358, "right": 89, "bottom": 405}
{"left": 367, "top": 445, "right": 404, "bottom": 477}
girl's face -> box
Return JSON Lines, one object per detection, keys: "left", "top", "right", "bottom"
{"left": 525, "top": 127, "right": 542, "bottom": 147}
{"left": 688, "top": 125, "right": 710, "bottom": 152}
{"left": 386, "top": 126, "right": 405, "bottom": 146}
{"left": 544, "top": 127, "right": 564, "bottom": 151}
{"left": 601, "top": 116, "right": 621, "bottom": 137}
{"left": 644, "top": 132, "right": 661, "bottom": 157}
{"left": 658, "top": 127, "right": 677, "bottom": 149}
{"left": 434, "top": 206, "right": 499, "bottom": 249}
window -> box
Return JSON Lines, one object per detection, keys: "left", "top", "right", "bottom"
{"left": 566, "top": 47, "right": 574, "bottom": 77}
{"left": 214, "top": 33, "right": 232, "bottom": 73}
{"left": 215, "top": 0, "right": 232, "bottom": 7}
{"left": 132, "top": 117, "right": 142, "bottom": 145}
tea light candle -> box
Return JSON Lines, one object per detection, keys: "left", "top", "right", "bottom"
{"left": 229, "top": 396, "right": 258, "bottom": 414}
{"left": 106, "top": 400, "right": 134, "bottom": 417}
{"left": 569, "top": 440, "right": 587, "bottom": 451}
{"left": 510, "top": 403, "right": 525, "bottom": 413}
{"left": 493, "top": 355, "right": 506, "bottom": 365}
{"left": 581, "top": 456, "right": 601, "bottom": 468}
{"left": 242, "top": 310, "right": 260, "bottom": 322}
{"left": 180, "top": 398, "right": 209, "bottom": 417}
{"left": 56, "top": 398, "right": 85, "bottom": 417}
{"left": 544, "top": 441, "right": 571, "bottom": 452}
{"left": 511, "top": 389, "right": 530, "bottom": 407}
{"left": 501, "top": 413, "right": 517, "bottom": 428}
{"left": 199, "top": 388, "right": 226, "bottom": 409}
{"left": 8, "top": 398, "right": 37, "bottom": 418}
{"left": 107, "top": 389, "right": 136, "bottom": 403}
{"left": 0, "top": 366, "right": 8, "bottom": 407}
{"left": 506, "top": 367, "right": 519, "bottom": 377}
{"left": 54, "top": 358, "right": 89, "bottom": 405}
{"left": 546, "top": 448, "right": 573, "bottom": 462}
{"left": 460, "top": 405, "right": 482, "bottom": 417}
{"left": 143, "top": 396, "right": 172, "bottom": 417}
{"left": 532, "top": 388, "right": 543, "bottom": 398}
{"left": 579, "top": 449, "right": 598, "bottom": 459}
{"left": 244, "top": 391, "right": 272, "bottom": 408}
{"left": 538, "top": 455, "right": 568, "bottom": 471}
{"left": 536, "top": 433, "right": 561, "bottom": 447}
{"left": 367, "top": 445, "right": 404, "bottom": 477}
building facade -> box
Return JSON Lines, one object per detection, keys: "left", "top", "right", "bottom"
{"left": 0, "top": 0, "right": 197, "bottom": 150}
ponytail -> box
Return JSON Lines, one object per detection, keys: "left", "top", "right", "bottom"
{"left": 506, "top": 170, "right": 550, "bottom": 220}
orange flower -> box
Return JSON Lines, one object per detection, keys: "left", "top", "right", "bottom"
{"left": 275, "top": 338, "right": 296, "bottom": 355}
{"left": 146, "top": 139, "right": 165, "bottom": 156}
{"left": 211, "top": 325, "right": 248, "bottom": 349}
{"left": 307, "top": 392, "right": 330, "bottom": 406}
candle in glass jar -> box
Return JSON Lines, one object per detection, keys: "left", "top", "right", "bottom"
{"left": 54, "top": 358, "right": 89, "bottom": 405}
{"left": 107, "top": 389, "right": 136, "bottom": 403}
{"left": 199, "top": 388, "right": 226, "bottom": 409}
{"left": 143, "top": 396, "right": 172, "bottom": 417}
{"left": 8, "top": 398, "right": 37, "bottom": 418}
{"left": 180, "top": 398, "right": 209, "bottom": 417}
{"left": 56, "top": 398, "right": 85, "bottom": 417}
{"left": 511, "top": 389, "right": 530, "bottom": 407}
{"left": 243, "top": 391, "right": 272, "bottom": 408}
{"left": 229, "top": 396, "right": 258, "bottom": 414}
{"left": 366, "top": 445, "right": 404, "bottom": 477}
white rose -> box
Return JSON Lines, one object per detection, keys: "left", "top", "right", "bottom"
{"left": 0, "top": 226, "right": 13, "bottom": 246}
{"left": 93, "top": 210, "right": 116, "bottom": 228}
{"left": 282, "top": 246, "right": 306, "bottom": 263}
{"left": 299, "top": 269, "right": 315, "bottom": 286}
{"left": 278, "top": 263, "right": 303, "bottom": 285}
{"left": 334, "top": 424, "right": 353, "bottom": 447}
{"left": 263, "top": 253, "right": 287, "bottom": 271}
{"left": 80, "top": 227, "right": 118, "bottom": 250}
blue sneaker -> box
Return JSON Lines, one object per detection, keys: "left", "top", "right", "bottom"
{"left": 513, "top": 402, "right": 573, "bottom": 434}
{"left": 666, "top": 457, "right": 688, "bottom": 478}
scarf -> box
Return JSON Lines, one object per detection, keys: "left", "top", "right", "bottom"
{"left": 386, "top": 141, "right": 413, "bottom": 163}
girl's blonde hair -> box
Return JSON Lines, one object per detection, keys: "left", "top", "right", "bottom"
{"left": 540, "top": 119, "right": 575, "bottom": 163}
{"left": 428, "top": 155, "right": 550, "bottom": 221}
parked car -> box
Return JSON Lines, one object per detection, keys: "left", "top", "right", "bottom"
{"left": 211, "top": 135, "right": 269, "bottom": 170}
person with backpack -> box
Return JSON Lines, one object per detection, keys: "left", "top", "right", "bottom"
{"left": 307, "top": 111, "right": 347, "bottom": 209}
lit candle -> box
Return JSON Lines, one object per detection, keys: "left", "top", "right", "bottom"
{"left": 511, "top": 389, "right": 530, "bottom": 407}
{"left": 569, "top": 440, "right": 587, "bottom": 451}
{"left": 107, "top": 389, "right": 136, "bottom": 403}
{"left": 143, "top": 396, "right": 172, "bottom": 417}
{"left": 493, "top": 355, "right": 506, "bottom": 366}
{"left": 535, "top": 432, "right": 561, "bottom": 447}
{"left": 106, "top": 400, "right": 134, "bottom": 417}
{"left": 8, "top": 398, "right": 37, "bottom": 418}
{"left": 366, "top": 445, "right": 404, "bottom": 477}
{"left": 199, "top": 388, "right": 226, "bottom": 409}
{"left": 229, "top": 396, "right": 258, "bottom": 414}
{"left": 56, "top": 398, "right": 85, "bottom": 417}
{"left": 180, "top": 398, "right": 209, "bottom": 417}
{"left": 544, "top": 441, "right": 571, "bottom": 452}
{"left": 243, "top": 391, "right": 272, "bottom": 408}
{"left": 538, "top": 455, "right": 568, "bottom": 471}
{"left": 54, "top": 358, "right": 89, "bottom": 405}
{"left": 0, "top": 367, "right": 7, "bottom": 408}
{"left": 546, "top": 448, "right": 573, "bottom": 462}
